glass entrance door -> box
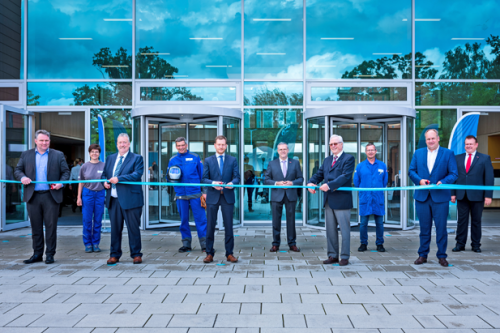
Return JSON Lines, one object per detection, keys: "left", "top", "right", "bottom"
{"left": 1, "top": 105, "right": 30, "bottom": 231}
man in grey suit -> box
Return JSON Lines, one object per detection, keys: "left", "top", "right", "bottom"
{"left": 307, "top": 135, "right": 355, "bottom": 266}
{"left": 264, "top": 142, "right": 304, "bottom": 252}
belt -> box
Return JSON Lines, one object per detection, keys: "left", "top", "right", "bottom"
{"left": 35, "top": 190, "right": 49, "bottom": 194}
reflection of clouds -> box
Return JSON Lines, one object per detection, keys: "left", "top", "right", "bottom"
{"left": 47, "top": 97, "right": 74, "bottom": 106}
{"left": 422, "top": 47, "right": 445, "bottom": 77}
{"left": 306, "top": 52, "right": 363, "bottom": 79}
{"left": 377, "top": 9, "right": 410, "bottom": 34}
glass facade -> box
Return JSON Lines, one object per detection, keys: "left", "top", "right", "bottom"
{"left": 1, "top": 0, "right": 499, "bottom": 230}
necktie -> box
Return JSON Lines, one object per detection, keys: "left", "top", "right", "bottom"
{"left": 112, "top": 156, "right": 123, "bottom": 189}
{"left": 219, "top": 155, "right": 224, "bottom": 176}
{"left": 331, "top": 155, "right": 338, "bottom": 168}
{"left": 282, "top": 160, "right": 287, "bottom": 178}
{"left": 466, "top": 154, "right": 472, "bottom": 173}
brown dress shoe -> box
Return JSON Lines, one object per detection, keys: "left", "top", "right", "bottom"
{"left": 133, "top": 256, "right": 142, "bottom": 264}
{"left": 339, "top": 259, "right": 349, "bottom": 266}
{"left": 107, "top": 257, "right": 119, "bottom": 265}
{"left": 438, "top": 258, "right": 449, "bottom": 267}
{"left": 203, "top": 254, "right": 214, "bottom": 263}
{"left": 270, "top": 245, "right": 279, "bottom": 252}
{"left": 414, "top": 256, "right": 427, "bottom": 265}
{"left": 289, "top": 245, "right": 300, "bottom": 252}
{"left": 323, "top": 256, "right": 339, "bottom": 264}
{"left": 227, "top": 254, "right": 238, "bottom": 263}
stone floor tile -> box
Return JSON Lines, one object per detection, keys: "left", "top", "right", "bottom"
{"left": 364, "top": 304, "right": 390, "bottom": 315}
{"left": 125, "top": 278, "right": 179, "bottom": 285}
{"left": 444, "top": 304, "right": 498, "bottom": 316}
{"left": 69, "top": 304, "right": 119, "bottom": 315}
{"left": 207, "top": 285, "right": 244, "bottom": 294}
{"left": 104, "top": 294, "right": 166, "bottom": 304}
{"left": 198, "top": 303, "right": 240, "bottom": 314}
{"left": 436, "top": 315, "right": 493, "bottom": 329}
{"left": 28, "top": 314, "right": 85, "bottom": 327}
{"left": 337, "top": 294, "right": 400, "bottom": 303}
{"left": 115, "top": 329, "right": 187, "bottom": 333}
{"left": 385, "top": 304, "right": 453, "bottom": 315}
{"left": 414, "top": 315, "right": 447, "bottom": 328}
{"left": 76, "top": 314, "right": 151, "bottom": 328}
{"left": 133, "top": 303, "right": 200, "bottom": 315}
{"left": 5, "top": 314, "right": 42, "bottom": 327}
{"left": 478, "top": 314, "right": 500, "bottom": 329}
{"left": 215, "top": 315, "right": 282, "bottom": 328}
{"left": 240, "top": 303, "right": 261, "bottom": 314}
{"left": 167, "top": 315, "right": 216, "bottom": 328}
{"left": 350, "top": 315, "right": 422, "bottom": 329}
{"left": 263, "top": 285, "right": 317, "bottom": 294}
{"left": 65, "top": 294, "right": 112, "bottom": 304}
{"left": 300, "top": 294, "right": 341, "bottom": 303}
{"left": 0, "top": 313, "right": 23, "bottom": 326}
{"left": 260, "top": 329, "right": 333, "bottom": 333}
{"left": 5, "top": 303, "right": 79, "bottom": 315}
{"left": 223, "top": 293, "right": 281, "bottom": 303}
{"left": 144, "top": 314, "right": 173, "bottom": 328}
{"left": 0, "top": 329, "right": 45, "bottom": 333}
{"left": 322, "top": 304, "right": 367, "bottom": 315}
{"left": 43, "top": 329, "right": 93, "bottom": 333}
{"left": 283, "top": 315, "right": 306, "bottom": 328}
{"left": 111, "top": 304, "right": 140, "bottom": 315}
{"left": 304, "top": 314, "right": 352, "bottom": 328}
{"left": 262, "top": 303, "right": 325, "bottom": 315}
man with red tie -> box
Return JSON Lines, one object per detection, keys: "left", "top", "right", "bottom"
{"left": 451, "top": 135, "right": 494, "bottom": 253}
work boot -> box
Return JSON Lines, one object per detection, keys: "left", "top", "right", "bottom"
{"left": 199, "top": 237, "right": 207, "bottom": 252}
{"left": 179, "top": 238, "right": 192, "bottom": 253}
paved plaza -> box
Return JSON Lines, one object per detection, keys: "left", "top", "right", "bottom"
{"left": 1, "top": 226, "right": 500, "bottom": 333}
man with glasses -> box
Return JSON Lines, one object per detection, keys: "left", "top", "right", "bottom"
{"left": 354, "top": 143, "right": 388, "bottom": 252}
{"left": 307, "top": 135, "right": 355, "bottom": 266}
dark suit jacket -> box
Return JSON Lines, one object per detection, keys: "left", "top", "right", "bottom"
{"left": 102, "top": 151, "right": 144, "bottom": 210}
{"left": 408, "top": 147, "right": 458, "bottom": 203}
{"left": 202, "top": 154, "right": 240, "bottom": 205}
{"left": 14, "top": 148, "right": 70, "bottom": 204}
{"left": 451, "top": 152, "right": 494, "bottom": 201}
{"left": 308, "top": 152, "right": 355, "bottom": 210}
{"left": 264, "top": 158, "right": 304, "bottom": 202}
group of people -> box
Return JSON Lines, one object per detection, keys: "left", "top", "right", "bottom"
{"left": 14, "top": 128, "right": 493, "bottom": 267}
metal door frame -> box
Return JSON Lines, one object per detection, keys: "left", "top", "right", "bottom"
{"left": 1, "top": 104, "right": 32, "bottom": 231}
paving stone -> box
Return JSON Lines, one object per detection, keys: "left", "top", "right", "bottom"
{"left": 436, "top": 315, "right": 493, "bottom": 329}
{"left": 69, "top": 304, "right": 119, "bottom": 315}
{"left": 76, "top": 314, "right": 150, "bottom": 328}
{"left": 223, "top": 293, "right": 281, "bottom": 303}
{"left": 198, "top": 303, "right": 240, "bottom": 315}
{"left": 322, "top": 304, "right": 367, "bottom": 315}
{"left": 350, "top": 315, "right": 422, "bottom": 329}
{"left": 385, "top": 304, "right": 454, "bottom": 315}
{"left": 6, "top": 303, "right": 79, "bottom": 314}
{"left": 167, "top": 315, "right": 216, "bottom": 328}
{"left": 144, "top": 314, "right": 173, "bottom": 328}
{"left": 29, "top": 314, "right": 85, "bottom": 327}
{"left": 414, "top": 315, "right": 447, "bottom": 328}
{"left": 5, "top": 314, "right": 42, "bottom": 327}
{"left": 338, "top": 294, "right": 400, "bottom": 303}
{"left": 304, "top": 315, "right": 353, "bottom": 328}
{"left": 133, "top": 303, "right": 200, "bottom": 315}
{"left": 262, "top": 303, "right": 325, "bottom": 315}
{"left": 215, "top": 315, "right": 282, "bottom": 328}
{"left": 444, "top": 304, "right": 498, "bottom": 316}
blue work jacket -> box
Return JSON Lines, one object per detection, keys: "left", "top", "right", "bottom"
{"left": 167, "top": 150, "right": 204, "bottom": 196}
{"left": 353, "top": 158, "right": 388, "bottom": 216}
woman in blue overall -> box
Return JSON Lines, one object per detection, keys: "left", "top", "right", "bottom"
{"left": 77, "top": 144, "right": 106, "bottom": 253}
{"left": 353, "top": 143, "right": 388, "bottom": 252}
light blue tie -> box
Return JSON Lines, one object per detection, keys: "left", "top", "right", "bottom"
{"left": 219, "top": 155, "right": 224, "bottom": 176}
{"left": 112, "top": 156, "right": 124, "bottom": 189}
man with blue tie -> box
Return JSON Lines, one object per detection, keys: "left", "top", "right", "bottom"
{"left": 409, "top": 129, "right": 458, "bottom": 267}
{"left": 201, "top": 135, "right": 241, "bottom": 263}
{"left": 102, "top": 133, "right": 144, "bottom": 265}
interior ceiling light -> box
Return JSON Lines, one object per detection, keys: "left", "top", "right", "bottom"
{"left": 253, "top": 18, "right": 291, "bottom": 21}
{"left": 415, "top": 19, "right": 441, "bottom": 21}
{"left": 373, "top": 53, "right": 402, "bottom": 55}
{"left": 402, "top": 19, "right": 408, "bottom": 21}
{"left": 206, "top": 65, "right": 232, "bottom": 67}
{"left": 256, "top": 53, "right": 286, "bottom": 55}
{"left": 103, "top": 19, "right": 132, "bottom": 21}
{"left": 59, "top": 38, "right": 93, "bottom": 40}
{"left": 190, "top": 38, "right": 223, "bottom": 40}
{"left": 321, "top": 38, "right": 354, "bottom": 40}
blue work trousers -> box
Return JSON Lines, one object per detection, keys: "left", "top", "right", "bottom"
{"left": 176, "top": 197, "right": 207, "bottom": 240}
{"left": 360, "top": 215, "right": 384, "bottom": 246}
{"left": 416, "top": 197, "right": 449, "bottom": 259}
{"left": 82, "top": 188, "right": 105, "bottom": 246}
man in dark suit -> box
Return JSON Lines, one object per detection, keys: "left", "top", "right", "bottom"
{"left": 201, "top": 135, "right": 241, "bottom": 263}
{"left": 102, "top": 133, "right": 144, "bottom": 265}
{"left": 14, "top": 129, "right": 70, "bottom": 264}
{"left": 451, "top": 135, "right": 494, "bottom": 253}
{"left": 264, "top": 142, "right": 304, "bottom": 252}
{"left": 307, "top": 135, "right": 355, "bottom": 266}
{"left": 409, "top": 129, "right": 458, "bottom": 267}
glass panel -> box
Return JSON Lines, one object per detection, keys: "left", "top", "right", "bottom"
{"left": 312, "top": 87, "right": 407, "bottom": 102}
{"left": 415, "top": 109, "right": 457, "bottom": 150}
{"left": 132, "top": 117, "right": 141, "bottom": 154}
{"left": 0, "top": 0, "right": 23, "bottom": 79}
{"left": 136, "top": 0, "right": 241, "bottom": 79}
{"left": 415, "top": 0, "right": 500, "bottom": 79}
{"left": 406, "top": 117, "right": 415, "bottom": 228}
{"left": 147, "top": 123, "right": 160, "bottom": 222}
{"left": 244, "top": 109, "right": 303, "bottom": 221}
{"left": 306, "top": 0, "right": 411, "bottom": 79}
{"left": 331, "top": 122, "right": 358, "bottom": 223}
{"left": 0, "top": 88, "right": 19, "bottom": 101}
{"left": 386, "top": 122, "right": 401, "bottom": 225}
{"left": 90, "top": 109, "right": 132, "bottom": 159}
{"left": 244, "top": 0, "right": 303, "bottom": 79}
{"left": 306, "top": 117, "right": 325, "bottom": 227}
{"left": 28, "top": 0, "right": 132, "bottom": 79}
{"left": 188, "top": 122, "right": 218, "bottom": 160}
{"left": 244, "top": 82, "right": 303, "bottom": 106}
{"left": 27, "top": 82, "right": 132, "bottom": 106}
{"left": 223, "top": 117, "right": 241, "bottom": 225}
{"left": 5, "top": 111, "right": 28, "bottom": 224}
{"left": 415, "top": 82, "right": 500, "bottom": 106}
{"left": 141, "top": 87, "right": 236, "bottom": 101}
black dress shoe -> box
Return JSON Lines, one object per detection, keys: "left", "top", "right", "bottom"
{"left": 178, "top": 246, "right": 192, "bottom": 253}
{"left": 358, "top": 244, "right": 367, "bottom": 252}
{"left": 23, "top": 254, "right": 43, "bottom": 264}
{"left": 377, "top": 245, "right": 386, "bottom": 252}
{"left": 45, "top": 255, "right": 55, "bottom": 264}
{"left": 452, "top": 245, "right": 465, "bottom": 252}
{"left": 472, "top": 247, "right": 482, "bottom": 253}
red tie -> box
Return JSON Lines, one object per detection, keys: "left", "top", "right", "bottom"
{"left": 466, "top": 154, "right": 472, "bottom": 173}
{"left": 331, "top": 155, "right": 338, "bottom": 168}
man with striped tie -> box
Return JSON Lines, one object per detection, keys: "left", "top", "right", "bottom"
{"left": 102, "top": 133, "right": 144, "bottom": 265}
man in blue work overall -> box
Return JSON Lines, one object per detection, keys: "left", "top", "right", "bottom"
{"left": 353, "top": 143, "right": 388, "bottom": 252}
{"left": 167, "top": 137, "right": 207, "bottom": 252}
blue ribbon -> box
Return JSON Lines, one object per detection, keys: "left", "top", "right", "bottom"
{"left": 1, "top": 179, "right": 498, "bottom": 191}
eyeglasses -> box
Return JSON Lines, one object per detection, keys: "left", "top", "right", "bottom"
{"left": 329, "top": 142, "right": 342, "bottom": 146}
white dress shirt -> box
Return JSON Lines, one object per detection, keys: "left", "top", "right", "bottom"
{"left": 427, "top": 146, "right": 439, "bottom": 173}
{"left": 465, "top": 150, "right": 476, "bottom": 168}
{"left": 326, "top": 150, "right": 344, "bottom": 190}
{"left": 213, "top": 153, "right": 225, "bottom": 184}
{"left": 111, "top": 151, "right": 129, "bottom": 198}
{"left": 275, "top": 158, "right": 288, "bottom": 185}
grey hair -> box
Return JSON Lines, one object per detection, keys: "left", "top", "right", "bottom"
{"left": 277, "top": 142, "right": 289, "bottom": 149}
{"left": 425, "top": 129, "right": 439, "bottom": 137}
{"left": 175, "top": 137, "right": 187, "bottom": 144}
{"left": 117, "top": 133, "right": 130, "bottom": 141}
{"left": 35, "top": 129, "right": 50, "bottom": 139}
{"left": 330, "top": 134, "right": 343, "bottom": 143}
